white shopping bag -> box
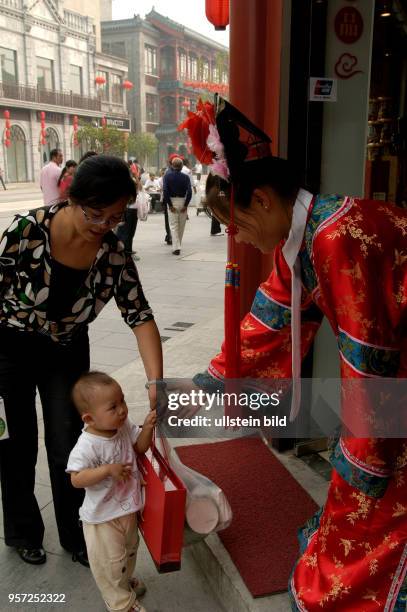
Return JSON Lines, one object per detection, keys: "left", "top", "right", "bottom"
{"left": 135, "top": 191, "right": 151, "bottom": 221}
{"left": 0, "top": 398, "right": 9, "bottom": 440}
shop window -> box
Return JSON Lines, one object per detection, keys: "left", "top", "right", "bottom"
{"left": 221, "top": 71, "right": 228, "bottom": 85}
{"left": 146, "top": 93, "right": 159, "bottom": 122}
{"left": 37, "top": 57, "right": 54, "bottom": 90}
{"left": 212, "top": 67, "right": 219, "bottom": 83}
{"left": 69, "top": 65, "right": 82, "bottom": 95}
{"left": 0, "top": 46, "right": 17, "bottom": 83}
{"left": 145, "top": 45, "right": 158, "bottom": 75}
{"left": 111, "top": 74, "right": 123, "bottom": 104}
{"left": 188, "top": 54, "right": 198, "bottom": 80}
{"left": 6, "top": 125, "right": 27, "bottom": 182}
{"left": 178, "top": 49, "right": 187, "bottom": 79}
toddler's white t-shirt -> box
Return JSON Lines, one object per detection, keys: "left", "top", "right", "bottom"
{"left": 66, "top": 418, "right": 142, "bottom": 524}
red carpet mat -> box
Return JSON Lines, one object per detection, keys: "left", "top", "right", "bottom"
{"left": 176, "top": 438, "right": 319, "bottom": 598}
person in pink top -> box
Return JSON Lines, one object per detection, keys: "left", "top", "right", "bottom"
{"left": 58, "top": 160, "right": 77, "bottom": 200}
{"left": 40, "top": 148, "right": 63, "bottom": 205}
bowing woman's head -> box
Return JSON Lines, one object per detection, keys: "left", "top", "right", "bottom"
{"left": 67, "top": 155, "right": 136, "bottom": 243}
{"left": 196, "top": 97, "right": 301, "bottom": 254}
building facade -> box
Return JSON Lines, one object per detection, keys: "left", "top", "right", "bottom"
{"left": 101, "top": 9, "right": 229, "bottom": 168}
{"left": 0, "top": 0, "right": 129, "bottom": 183}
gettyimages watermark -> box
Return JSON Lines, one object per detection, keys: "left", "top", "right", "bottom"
{"left": 153, "top": 378, "right": 407, "bottom": 439}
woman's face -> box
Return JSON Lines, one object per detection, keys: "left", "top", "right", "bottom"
{"left": 70, "top": 197, "right": 129, "bottom": 243}
{"left": 67, "top": 165, "right": 77, "bottom": 176}
{"left": 216, "top": 187, "right": 293, "bottom": 254}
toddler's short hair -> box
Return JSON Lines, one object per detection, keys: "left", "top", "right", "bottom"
{"left": 72, "top": 370, "right": 117, "bottom": 415}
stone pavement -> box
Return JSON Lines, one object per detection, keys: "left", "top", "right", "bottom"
{"left": 0, "top": 189, "right": 329, "bottom": 611}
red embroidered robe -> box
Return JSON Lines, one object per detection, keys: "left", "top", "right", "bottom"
{"left": 195, "top": 194, "right": 407, "bottom": 610}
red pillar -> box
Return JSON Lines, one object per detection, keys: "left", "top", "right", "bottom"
{"left": 229, "top": 0, "right": 283, "bottom": 317}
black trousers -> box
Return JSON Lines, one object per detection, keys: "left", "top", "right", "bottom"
{"left": 163, "top": 203, "right": 171, "bottom": 242}
{"left": 116, "top": 208, "right": 138, "bottom": 252}
{"left": 211, "top": 216, "right": 222, "bottom": 235}
{"left": 0, "top": 327, "right": 90, "bottom": 551}
{"left": 0, "top": 176, "right": 6, "bottom": 190}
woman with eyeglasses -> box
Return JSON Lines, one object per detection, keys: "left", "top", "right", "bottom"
{"left": 0, "top": 155, "right": 162, "bottom": 568}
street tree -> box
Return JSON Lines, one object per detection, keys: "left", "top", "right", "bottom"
{"left": 76, "top": 124, "right": 127, "bottom": 157}
{"left": 127, "top": 132, "right": 158, "bottom": 166}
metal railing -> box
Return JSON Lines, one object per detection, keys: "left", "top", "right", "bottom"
{"left": 0, "top": 82, "right": 101, "bottom": 111}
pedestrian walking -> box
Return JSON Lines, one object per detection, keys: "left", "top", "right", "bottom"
{"left": 40, "top": 148, "right": 63, "bottom": 205}
{"left": 163, "top": 157, "right": 192, "bottom": 255}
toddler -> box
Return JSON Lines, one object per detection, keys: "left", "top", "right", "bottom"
{"left": 67, "top": 371, "right": 156, "bottom": 612}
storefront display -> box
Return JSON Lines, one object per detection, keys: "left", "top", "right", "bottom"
{"left": 365, "top": 4, "right": 407, "bottom": 206}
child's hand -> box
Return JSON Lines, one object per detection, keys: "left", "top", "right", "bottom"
{"left": 109, "top": 463, "right": 132, "bottom": 482}
{"left": 143, "top": 409, "right": 157, "bottom": 430}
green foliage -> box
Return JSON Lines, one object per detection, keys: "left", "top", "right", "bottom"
{"left": 127, "top": 132, "right": 158, "bottom": 164}
{"left": 76, "top": 124, "right": 126, "bottom": 157}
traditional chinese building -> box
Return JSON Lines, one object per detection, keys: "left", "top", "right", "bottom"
{"left": 101, "top": 9, "right": 229, "bottom": 169}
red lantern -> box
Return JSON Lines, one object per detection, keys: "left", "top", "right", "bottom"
{"left": 41, "top": 138, "right": 46, "bottom": 146}
{"left": 181, "top": 99, "right": 190, "bottom": 108}
{"left": 40, "top": 111, "right": 46, "bottom": 120}
{"left": 5, "top": 128, "right": 10, "bottom": 140}
{"left": 205, "top": 0, "right": 229, "bottom": 31}
{"left": 95, "top": 75, "right": 106, "bottom": 85}
{"left": 3, "top": 110, "right": 10, "bottom": 120}
{"left": 5, "top": 119, "right": 10, "bottom": 129}
{"left": 101, "top": 116, "right": 107, "bottom": 128}
{"left": 4, "top": 139, "right": 11, "bottom": 147}
{"left": 122, "top": 80, "right": 133, "bottom": 90}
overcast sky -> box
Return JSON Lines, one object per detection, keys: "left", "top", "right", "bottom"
{"left": 112, "top": 0, "right": 229, "bottom": 47}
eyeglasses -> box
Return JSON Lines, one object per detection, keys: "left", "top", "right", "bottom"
{"left": 81, "top": 206, "right": 125, "bottom": 227}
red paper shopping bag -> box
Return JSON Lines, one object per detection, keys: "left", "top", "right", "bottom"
{"left": 137, "top": 444, "right": 186, "bottom": 573}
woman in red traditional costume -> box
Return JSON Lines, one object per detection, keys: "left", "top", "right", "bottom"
{"left": 180, "top": 95, "right": 407, "bottom": 611}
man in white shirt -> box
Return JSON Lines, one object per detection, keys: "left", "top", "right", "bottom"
{"left": 144, "top": 173, "right": 161, "bottom": 213}
{"left": 40, "top": 149, "right": 63, "bottom": 206}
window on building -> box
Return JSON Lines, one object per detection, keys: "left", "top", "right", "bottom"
{"left": 162, "top": 96, "right": 175, "bottom": 123}
{"left": 178, "top": 49, "right": 187, "bottom": 79}
{"left": 212, "top": 67, "right": 219, "bottom": 83}
{"left": 145, "top": 45, "right": 158, "bottom": 75}
{"left": 37, "top": 57, "right": 54, "bottom": 90}
{"left": 69, "top": 65, "right": 82, "bottom": 94}
{"left": 188, "top": 54, "right": 198, "bottom": 81}
{"left": 200, "top": 58, "right": 209, "bottom": 82}
{"left": 221, "top": 71, "right": 228, "bottom": 85}
{"left": 96, "top": 70, "right": 109, "bottom": 101}
{"left": 0, "top": 47, "right": 17, "bottom": 83}
{"left": 146, "top": 93, "right": 159, "bottom": 122}
{"left": 111, "top": 73, "right": 123, "bottom": 104}
{"left": 160, "top": 46, "right": 174, "bottom": 78}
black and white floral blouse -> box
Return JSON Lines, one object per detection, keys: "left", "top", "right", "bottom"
{"left": 0, "top": 203, "right": 153, "bottom": 344}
